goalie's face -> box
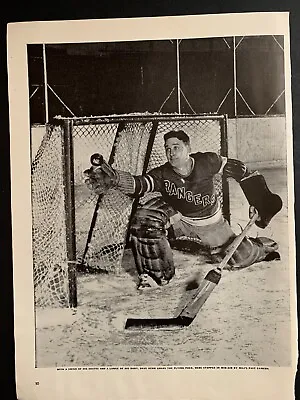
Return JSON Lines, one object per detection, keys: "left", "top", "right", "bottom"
{"left": 164, "top": 137, "right": 191, "bottom": 169}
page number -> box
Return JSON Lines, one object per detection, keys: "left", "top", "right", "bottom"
{"left": 35, "top": 382, "right": 40, "bottom": 386}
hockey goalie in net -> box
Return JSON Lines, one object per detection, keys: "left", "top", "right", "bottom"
{"left": 84, "top": 130, "right": 282, "bottom": 290}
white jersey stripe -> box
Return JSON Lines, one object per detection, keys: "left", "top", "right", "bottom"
{"left": 145, "top": 174, "right": 155, "bottom": 193}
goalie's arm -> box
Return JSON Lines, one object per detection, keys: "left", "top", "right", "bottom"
{"left": 88, "top": 153, "right": 161, "bottom": 197}
{"left": 112, "top": 170, "right": 155, "bottom": 197}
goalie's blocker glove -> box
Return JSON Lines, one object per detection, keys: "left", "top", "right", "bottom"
{"left": 240, "top": 172, "right": 283, "bottom": 228}
{"left": 223, "top": 159, "right": 282, "bottom": 228}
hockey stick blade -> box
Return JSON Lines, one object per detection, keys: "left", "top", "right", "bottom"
{"left": 124, "top": 315, "right": 193, "bottom": 331}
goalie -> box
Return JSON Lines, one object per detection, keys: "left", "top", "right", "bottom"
{"left": 84, "top": 130, "right": 282, "bottom": 290}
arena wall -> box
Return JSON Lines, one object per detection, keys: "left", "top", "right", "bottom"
{"left": 31, "top": 115, "right": 287, "bottom": 183}
{"left": 227, "top": 116, "right": 287, "bottom": 169}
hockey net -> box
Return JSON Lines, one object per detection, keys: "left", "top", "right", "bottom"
{"left": 70, "top": 113, "right": 229, "bottom": 273}
{"left": 31, "top": 113, "right": 228, "bottom": 307}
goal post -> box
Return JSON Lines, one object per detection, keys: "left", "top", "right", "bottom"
{"left": 61, "top": 119, "right": 77, "bottom": 308}
{"left": 31, "top": 113, "right": 229, "bottom": 308}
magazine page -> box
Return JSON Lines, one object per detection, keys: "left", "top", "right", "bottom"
{"left": 7, "top": 12, "right": 297, "bottom": 400}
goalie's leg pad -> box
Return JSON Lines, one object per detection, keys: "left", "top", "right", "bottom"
{"left": 131, "top": 235, "right": 175, "bottom": 283}
{"left": 228, "top": 236, "right": 280, "bottom": 269}
{"left": 130, "top": 202, "right": 175, "bottom": 284}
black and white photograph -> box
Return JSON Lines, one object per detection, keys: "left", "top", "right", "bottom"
{"left": 7, "top": 12, "right": 297, "bottom": 400}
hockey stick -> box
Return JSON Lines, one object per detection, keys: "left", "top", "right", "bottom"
{"left": 124, "top": 211, "right": 259, "bottom": 330}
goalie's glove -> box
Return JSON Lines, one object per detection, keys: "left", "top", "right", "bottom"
{"left": 84, "top": 153, "right": 136, "bottom": 196}
{"left": 83, "top": 165, "right": 117, "bottom": 195}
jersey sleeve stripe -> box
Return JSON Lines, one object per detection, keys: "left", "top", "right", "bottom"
{"left": 145, "top": 174, "right": 155, "bottom": 193}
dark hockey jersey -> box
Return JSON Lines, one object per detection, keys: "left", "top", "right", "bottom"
{"left": 145, "top": 152, "right": 223, "bottom": 219}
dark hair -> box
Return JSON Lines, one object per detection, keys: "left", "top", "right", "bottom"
{"left": 164, "top": 130, "right": 190, "bottom": 144}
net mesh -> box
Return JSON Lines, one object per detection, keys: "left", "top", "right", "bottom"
{"left": 31, "top": 125, "right": 69, "bottom": 307}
